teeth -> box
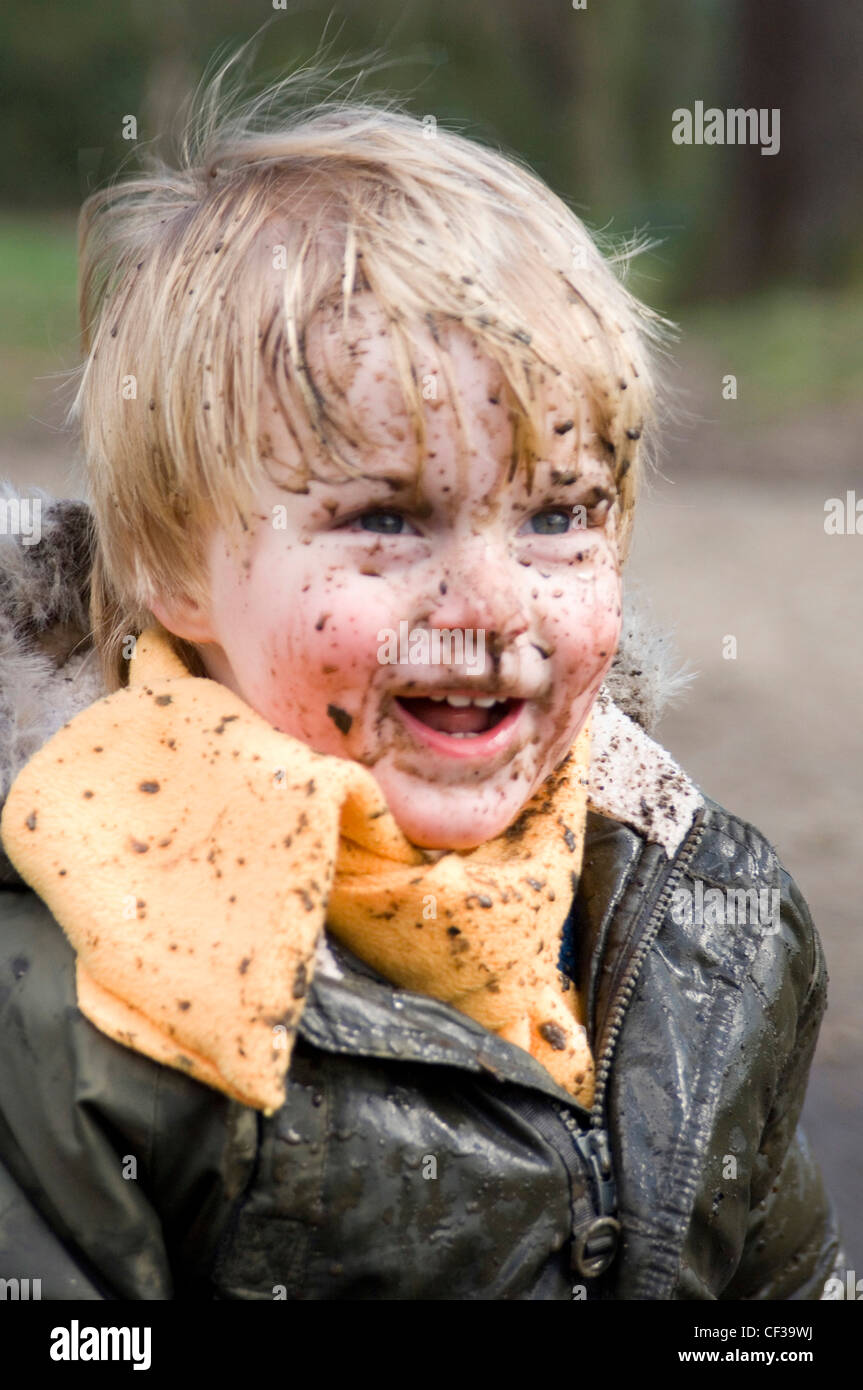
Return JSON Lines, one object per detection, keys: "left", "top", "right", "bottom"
{"left": 402, "top": 694, "right": 511, "bottom": 707}
{"left": 441, "top": 694, "right": 502, "bottom": 708}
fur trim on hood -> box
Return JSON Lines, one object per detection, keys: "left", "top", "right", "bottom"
{"left": 0, "top": 482, "right": 699, "bottom": 886}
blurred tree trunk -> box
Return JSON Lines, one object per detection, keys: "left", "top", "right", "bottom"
{"left": 140, "top": 2, "right": 197, "bottom": 157}
{"left": 702, "top": 0, "right": 863, "bottom": 294}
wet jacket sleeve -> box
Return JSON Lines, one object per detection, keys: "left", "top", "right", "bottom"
{"left": 721, "top": 869, "right": 846, "bottom": 1300}
{"left": 0, "top": 887, "right": 256, "bottom": 1300}
{"left": 0, "top": 1154, "right": 107, "bottom": 1299}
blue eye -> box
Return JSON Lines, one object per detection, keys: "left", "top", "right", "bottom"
{"left": 527, "top": 509, "right": 573, "bottom": 535}
{"left": 356, "top": 510, "right": 408, "bottom": 534}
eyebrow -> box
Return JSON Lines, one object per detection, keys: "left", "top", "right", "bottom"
{"left": 310, "top": 469, "right": 418, "bottom": 493}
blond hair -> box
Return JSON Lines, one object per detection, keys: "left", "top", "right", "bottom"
{"left": 67, "top": 41, "right": 671, "bottom": 690}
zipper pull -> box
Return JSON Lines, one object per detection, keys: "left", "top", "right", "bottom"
{"left": 572, "top": 1126, "right": 617, "bottom": 1216}
{"left": 569, "top": 1124, "right": 620, "bottom": 1278}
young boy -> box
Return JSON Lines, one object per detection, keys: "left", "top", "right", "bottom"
{"left": 0, "top": 56, "right": 846, "bottom": 1300}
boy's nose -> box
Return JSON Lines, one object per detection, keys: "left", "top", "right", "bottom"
{"left": 421, "top": 542, "right": 530, "bottom": 655}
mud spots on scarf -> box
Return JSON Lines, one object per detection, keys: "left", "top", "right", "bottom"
{"left": 446, "top": 925, "right": 471, "bottom": 957}
{"left": 464, "top": 892, "right": 493, "bottom": 909}
{"left": 292, "top": 960, "right": 308, "bottom": 999}
{"left": 559, "top": 820, "right": 578, "bottom": 852}
{"left": 538, "top": 1020, "right": 568, "bottom": 1051}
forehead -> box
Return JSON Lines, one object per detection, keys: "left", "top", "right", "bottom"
{"left": 265, "top": 292, "right": 610, "bottom": 495}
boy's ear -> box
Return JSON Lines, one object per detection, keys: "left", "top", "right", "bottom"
{"left": 149, "top": 591, "right": 217, "bottom": 645}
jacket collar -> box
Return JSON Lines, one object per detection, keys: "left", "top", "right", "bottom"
{"left": 306, "top": 791, "right": 705, "bottom": 1121}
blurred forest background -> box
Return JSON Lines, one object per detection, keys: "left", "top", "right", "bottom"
{"left": 1, "top": 0, "right": 861, "bottom": 1270}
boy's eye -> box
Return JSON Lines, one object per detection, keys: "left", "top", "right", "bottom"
{"left": 525, "top": 508, "right": 575, "bottom": 536}
{"left": 522, "top": 498, "right": 612, "bottom": 536}
{"left": 348, "top": 509, "right": 417, "bottom": 535}
{"left": 341, "top": 493, "right": 614, "bottom": 537}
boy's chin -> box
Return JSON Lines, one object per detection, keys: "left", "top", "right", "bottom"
{"left": 370, "top": 759, "right": 551, "bottom": 854}
{"left": 385, "top": 791, "right": 527, "bottom": 855}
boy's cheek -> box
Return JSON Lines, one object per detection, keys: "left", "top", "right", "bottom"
{"left": 556, "top": 581, "right": 622, "bottom": 692}
{"left": 240, "top": 611, "right": 388, "bottom": 744}
{"left": 287, "top": 590, "right": 400, "bottom": 686}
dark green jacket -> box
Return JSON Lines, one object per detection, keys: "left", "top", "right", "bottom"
{"left": 0, "top": 795, "right": 845, "bottom": 1300}
{"left": 0, "top": 490, "right": 846, "bottom": 1299}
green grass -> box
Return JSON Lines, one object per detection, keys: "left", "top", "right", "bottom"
{"left": 0, "top": 213, "right": 79, "bottom": 424}
{"left": 678, "top": 286, "right": 863, "bottom": 421}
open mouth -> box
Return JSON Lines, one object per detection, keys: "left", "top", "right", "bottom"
{"left": 394, "top": 695, "right": 519, "bottom": 739}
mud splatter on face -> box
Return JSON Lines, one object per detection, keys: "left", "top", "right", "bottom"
{"left": 192, "top": 297, "right": 621, "bottom": 851}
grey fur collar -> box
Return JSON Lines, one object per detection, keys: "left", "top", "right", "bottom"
{"left": 0, "top": 482, "right": 700, "bottom": 886}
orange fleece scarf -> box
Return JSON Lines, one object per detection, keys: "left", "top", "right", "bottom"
{"left": 0, "top": 626, "right": 594, "bottom": 1114}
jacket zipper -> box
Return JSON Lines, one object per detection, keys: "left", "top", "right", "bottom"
{"left": 527, "top": 814, "right": 708, "bottom": 1280}
{"left": 588, "top": 814, "right": 706, "bottom": 1129}
{"left": 503, "top": 1090, "right": 620, "bottom": 1280}
{"left": 506, "top": 813, "right": 707, "bottom": 1266}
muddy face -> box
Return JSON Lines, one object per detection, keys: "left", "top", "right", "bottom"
{"left": 189, "top": 298, "right": 622, "bottom": 851}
